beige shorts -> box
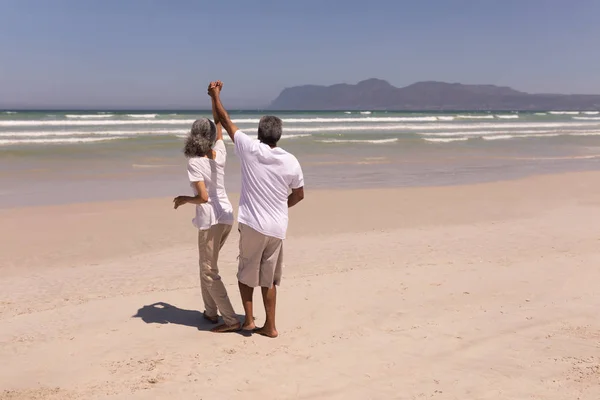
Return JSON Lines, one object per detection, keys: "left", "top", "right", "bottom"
{"left": 237, "top": 223, "right": 284, "bottom": 288}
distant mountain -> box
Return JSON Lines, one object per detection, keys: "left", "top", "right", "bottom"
{"left": 268, "top": 79, "right": 600, "bottom": 111}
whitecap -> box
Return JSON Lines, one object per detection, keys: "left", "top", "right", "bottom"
{"left": 234, "top": 117, "right": 438, "bottom": 123}
{"left": 66, "top": 114, "right": 114, "bottom": 119}
{"left": 0, "top": 137, "right": 128, "bottom": 145}
{"left": 483, "top": 133, "right": 561, "bottom": 141}
{"left": 0, "top": 129, "right": 186, "bottom": 138}
{"left": 282, "top": 134, "right": 312, "bottom": 139}
{"left": 317, "top": 138, "right": 398, "bottom": 144}
{"left": 423, "top": 137, "right": 469, "bottom": 143}
{"left": 126, "top": 114, "right": 158, "bottom": 118}
{"left": 456, "top": 115, "right": 494, "bottom": 119}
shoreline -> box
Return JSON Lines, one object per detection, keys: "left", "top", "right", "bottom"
{"left": 2, "top": 163, "right": 600, "bottom": 210}
{"left": 2, "top": 170, "right": 599, "bottom": 274}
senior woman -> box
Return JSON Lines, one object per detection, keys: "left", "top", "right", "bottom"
{"left": 173, "top": 105, "right": 240, "bottom": 333}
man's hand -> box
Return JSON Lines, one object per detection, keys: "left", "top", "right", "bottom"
{"left": 211, "top": 81, "right": 223, "bottom": 125}
{"left": 173, "top": 196, "right": 188, "bottom": 209}
{"left": 207, "top": 80, "right": 238, "bottom": 141}
{"left": 207, "top": 81, "right": 222, "bottom": 98}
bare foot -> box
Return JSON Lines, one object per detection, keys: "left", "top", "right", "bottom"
{"left": 211, "top": 322, "right": 241, "bottom": 333}
{"left": 203, "top": 311, "right": 219, "bottom": 324}
{"left": 253, "top": 326, "right": 278, "bottom": 338}
{"left": 242, "top": 319, "right": 256, "bottom": 331}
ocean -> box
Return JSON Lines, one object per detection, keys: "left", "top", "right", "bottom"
{"left": 2, "top": 110, "right": 600, "bottom": 207}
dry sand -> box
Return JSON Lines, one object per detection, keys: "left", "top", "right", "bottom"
{"left": 1, "top": 172, "right": 600, "bottom": 399}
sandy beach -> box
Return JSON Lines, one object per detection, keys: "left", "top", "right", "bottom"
{"left": 1, "top": 172, "right": 600, "bottom": 399}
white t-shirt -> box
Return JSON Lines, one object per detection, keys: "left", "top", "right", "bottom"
{"left": 234, "top": 130, "right": 304, "bottom": 240}
{"left": 187, "top": 139, "right": 234, "bottom": 230}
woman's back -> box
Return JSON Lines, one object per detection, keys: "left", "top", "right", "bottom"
{"left": 187, "top": 139, "right": 234, "bottom": 230}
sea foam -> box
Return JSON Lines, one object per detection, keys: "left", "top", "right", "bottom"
{"left": 317, "top": 138, "right": 398, "bottom": 144}
{"left": 423, "top": 137, "right": 469, "bottom": 143}
{"left": 65, "top": 114, "right": 114, "bottom": 119}
{"left": 482, "top": 133, "right": 562, "bottom": 141}
{"left": 126, "top": 114, "right": 158, "bottom": 118}
{"left": 0, "top": 137, "right": 127, "bottom": 145}
{"left": 456, "top": 115, "right": 494, "bottom": 119}
{"left": 0, "top": 129, "right": 186, "bottom": 138}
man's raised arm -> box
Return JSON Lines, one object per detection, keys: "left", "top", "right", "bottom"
{"left": 211, "top": 95, "right": 223, "bottom": 142}
{"left": 208, "top": 81, "right": 239, "bottom": 142}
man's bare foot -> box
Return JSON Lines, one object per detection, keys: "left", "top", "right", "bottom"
{"left": 203, "top": 311, "right": 219, "bottom": 324}
{"left": 211, "top": 322, "right": 241, "bottom": 333}
{"left": 253, "top": 326, "right": 278, "bottom": 338}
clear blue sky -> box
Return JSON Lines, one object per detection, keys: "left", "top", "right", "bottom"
{"left": 1, "top": 0, "right": 599, "bottom": 109}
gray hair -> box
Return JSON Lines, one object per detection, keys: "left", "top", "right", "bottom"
{"left": 257, "top": 115, "right": 282, "bottom": 146}
{"left": 184, "top": 118, "right": 216, "bottom": 157}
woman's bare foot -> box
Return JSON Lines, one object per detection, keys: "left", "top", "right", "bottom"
{"left": 253, "top": 326, "right": 278, "bottom": 338}
{"left": 242, "top": 320, "right": 256, "bottom": 331}
{"left": 211, "top": 322, "right": 241, "bottom": 333}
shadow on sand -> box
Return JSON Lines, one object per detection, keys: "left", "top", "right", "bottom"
{"left": 132, "top": 302, "right": 250, "bottom": 335}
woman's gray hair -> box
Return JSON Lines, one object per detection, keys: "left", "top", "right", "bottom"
{"left": 184, "top": 118, "right": 216, "bottom": 157}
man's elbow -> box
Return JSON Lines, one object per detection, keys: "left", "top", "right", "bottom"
{"left": 200, "top": 193, "right": 209, "bottom": 203}
{"left": 223, "top": 121, "right": 237, "bottom": 136}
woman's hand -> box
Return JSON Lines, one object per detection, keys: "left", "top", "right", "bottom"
{"left": 173, "top": 196, "right": 189, "bottom": 209}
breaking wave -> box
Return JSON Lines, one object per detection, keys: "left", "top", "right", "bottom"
{"left": 0, "top": 137, "right": 127, "bottom": 145}
{"left": 126, "top": 114, "right": 158, "bottom": 118}
{"left": 317, "top": 138, "right": 398, "bottom": 144}
{"left": 423, "top": 137, "right": 469, "bottom": 143}
{"left": 456, "top": 115, "right": 494, "bottom": 119}
{"left": 65, "top": 114, "right": 114, "bottom": 119}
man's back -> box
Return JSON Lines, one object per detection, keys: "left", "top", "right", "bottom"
{"left": 234, "top": 130, "right": 304, "bottom": 239}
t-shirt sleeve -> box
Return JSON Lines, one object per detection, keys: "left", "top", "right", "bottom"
{"left": 213, "top": 139, "right": 227, "bottom": 162}
{"left": 289, "top": 160, "right": 304, "bottom": 189}
{"left": 187, "top": 159, "right": 205, "bottom": 182}
{"left": 234, "top": 130, "right": 252, "bottom": 156}
{"left": 213, "top": 139, "right": 226, "bottom": 157}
